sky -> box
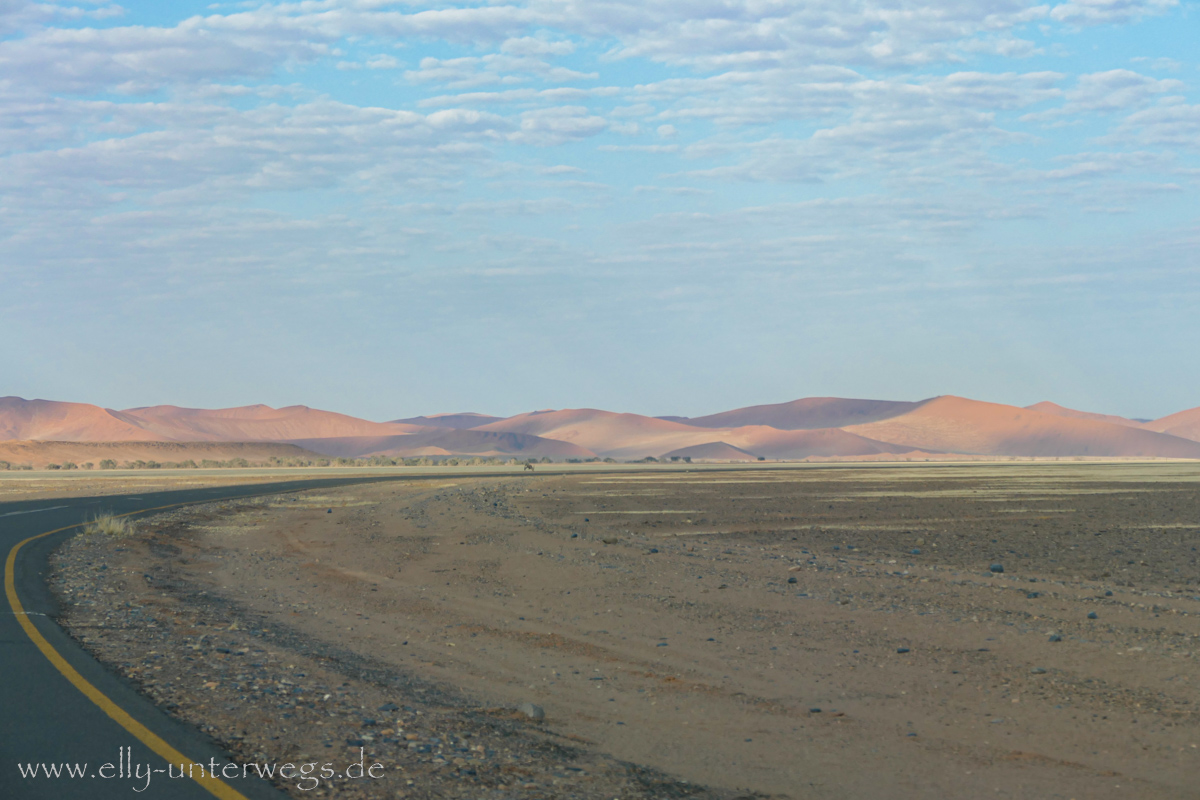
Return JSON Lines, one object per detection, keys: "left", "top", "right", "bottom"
{"left": 2, "top": 0, "right": 1198, "bottom": 421}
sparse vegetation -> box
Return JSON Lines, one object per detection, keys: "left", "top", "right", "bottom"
{"left": 83, "top": 513, "right": 135, "bottom": 537}
{"left": 2, "top": 453, "right": 542, "bottom": 472}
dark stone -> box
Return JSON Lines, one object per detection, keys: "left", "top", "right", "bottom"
{"left": 517, "top": 702, "right": 545, "bottom": 721}
{"left": 1087, "top": 612, "right": 1098, "bottom": 619}
{"left": 787, "top": 576, "right": 798, "bottom": 584}
{"left": 989, "top": 563, "right": 1004, "bottom": 573}
{"left": 897, "top": 647, "right": 911, "bottom": 654}
{"left": 1049, "top": 634, "right": 1063, "bottom": 642}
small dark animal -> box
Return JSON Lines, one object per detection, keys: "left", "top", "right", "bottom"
{"left": 524, "top": 463, "right": 535, "bottom": 471}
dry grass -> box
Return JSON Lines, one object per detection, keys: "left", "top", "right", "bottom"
{"left": 84, "top": 513, "right": 135, "bottom": 537}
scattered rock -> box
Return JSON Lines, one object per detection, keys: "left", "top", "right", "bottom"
{"left": 1048, "top": 634, "right": 1063, "bottom": 642}
{"left": 787, "top": 576, "right": 798, "bottom": 584}
{"left": 1030, "top": 667, "right": 1047, "bottom": 674}
{"left": 896, "top": 647, "right": 911, "bottom": 654}
{"left": 989, "top": 563, "right": 1004, "bottom": 573}
{"left": 1087, "top": 612, "right": 1098, "bottom": 619}
{"left": 910, "top": 549, "right": 921, "bottom": 555}
{"left": 517, "top": 702, "right": 545, "bottom": 721}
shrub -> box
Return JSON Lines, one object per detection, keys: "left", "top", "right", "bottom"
{"left": 84, "top": 513, "right": 134, "bottom": 537}
{"left": 62, "top": 462, "right": 79, "bottom": 470}
{"left": 99, "top": 459, "right": 118, "bottom": 470}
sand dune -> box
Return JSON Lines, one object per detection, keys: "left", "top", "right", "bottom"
{"left": 476, "top": 409, "right": 924, "bottom": 460}
{"left": 391, "top": 413, "right": 503, "bottom": 429}
{"left": 0, "top": 397, "right": 160, "bottom": 442}
{"left": 676, "top": 397, "right": 926, "bottom": 430}
{"left": 660, "top": 442, "right": 759, "bottom": 461}
{"left": 727, "top": 427, "right": 923, "bottom": 459}
{"left": 120, "top": 404, "right": 424, "bottom": 441}
{"left": 0, "top": 398, "right": 423, "bottom": 443}
{"left": 0, "top": 440, "right": 322, "bottom": 470}
{"left": 1142, "top": 406, "right": 1200, "bottom": 442}
{"left": 1024, "top": 401, "right": 1145, "bottom": 428}
{"left": 289, "top": 429, "right": 594, "bottom": 459}
{"left": 846, "top": 396, "right": 1200, "bottom": 458}
{"left": 6, "top": 395, "right": 1199, "bottom": 462}
{"left": 476, "top": 409, "right": 751, "bottom": 459}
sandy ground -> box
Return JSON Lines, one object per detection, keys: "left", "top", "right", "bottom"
{"left": 50, "top": 463, "right": 1200, "bottom": 799}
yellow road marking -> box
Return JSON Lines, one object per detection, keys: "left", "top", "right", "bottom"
{"left": 4, "top": 501, "right": 253, "bottom": 800}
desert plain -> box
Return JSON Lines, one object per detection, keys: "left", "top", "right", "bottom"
{"left": 45, "top": 462, "right": 1200, "bottom": 799}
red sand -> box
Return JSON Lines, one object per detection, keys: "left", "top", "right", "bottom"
{"left": 847, "top": 396, "right": 1200, "bottom": 458}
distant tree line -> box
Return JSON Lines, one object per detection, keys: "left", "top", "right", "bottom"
{"left": 2, "top": 454, "right": 684, "bottom": 471}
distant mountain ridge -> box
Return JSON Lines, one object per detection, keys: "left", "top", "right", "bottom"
{"left": 2, "top": 395, "right": 1199, "bottom": 462}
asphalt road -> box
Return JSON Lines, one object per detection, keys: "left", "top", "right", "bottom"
{"left": 0, "top": 474, "right": 453, "bottom": 800}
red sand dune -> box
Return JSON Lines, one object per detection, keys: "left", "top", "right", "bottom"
{"left": 475, "top": 409, "right": 747, "bottom": 459}
{"left": 1024, "top": 401, "right": 1144, "bottom": 428}
{"left": 676, "top": 397, "right": 926, "bottom": 430}
{"left": 846, "top": 396, "right": 1200, "bottom": 458}
{"left": 0, "top": 398, "right": 425, "bottom": 443}
{"left": 0, "top": 440, "right": 323, "bottom": 470}
{"left": 5, "top": 395, "right": 1200, "bottom": 462}
{"left": 661, "top": 442, "right": 759, "bottom": 461}
{"left": 726, "top": 427, "right": 923, "bottom": 459}
{"left": 119, "top": 404, "right": 424, "bottom": 442}
{"left": 390, "top": 413, "right": 503, "bottom": 430}
{"left": 0, "top": 397, "right": 159, "bottom": 442}
{"left": 1142, "top": 407, "right": 1200, "bottom": 443}
{"left": 289, "top": 430, "right": 594, "bottom": 459}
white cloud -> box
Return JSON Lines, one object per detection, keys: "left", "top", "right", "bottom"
{"left": 366, "top": 54, "right": 401, "bottom": 69}
{"left": 510, "top": 105, "right": 606, "bottom": 145}
{"left": 501, "top": 35, "right": 575, "bottom": 56}
{"left": 1023, "top": 69, "right": 1183, "bottom": 119}
{"left": 2, "top": 0, "right": 1198, "bottom": 413}
{"left": 1050, "top": 0, "right": 1176, "bottom": 25}
{"left": 404, "top": 53, "right": 596, "bottom": 88}
{"left": 1131, "top": 56, "right": 1182, "bottom": 72}
{"left": 418, "top": 86, "right": 618, "bottom": 107}
{"left": 1110, "top": 101, "right": 1200, "bottom": 148}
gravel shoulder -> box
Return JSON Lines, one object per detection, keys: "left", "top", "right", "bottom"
{"left": 49, "top": 463, "right": 1200, "bottom": 799}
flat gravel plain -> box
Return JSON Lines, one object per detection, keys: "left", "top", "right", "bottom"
{"left": 50, "top": 463, "right": 1200, "bottom": 799}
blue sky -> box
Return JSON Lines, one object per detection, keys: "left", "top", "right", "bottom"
{"left": 2, "top": 0, "right": 1197, "bottom": 421}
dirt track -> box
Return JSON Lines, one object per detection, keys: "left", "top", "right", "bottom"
{"left": 52, "top": 463, "right": 1200, "bottom": 798}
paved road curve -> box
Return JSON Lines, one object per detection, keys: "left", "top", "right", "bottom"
{"left": 0, "top": 474, "right": 448, "bottom": 800}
